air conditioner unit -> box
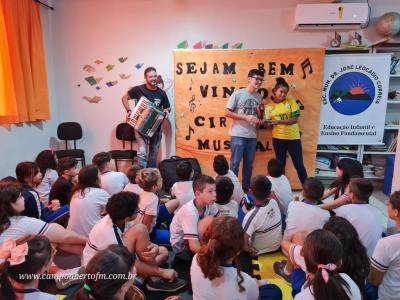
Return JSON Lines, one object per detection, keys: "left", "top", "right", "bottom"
{"left": 294, "top": 3, "right": 369, "bottom": 30}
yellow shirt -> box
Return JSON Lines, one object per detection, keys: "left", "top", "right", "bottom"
{"left": 266, "top": 98, "right": 300, "bottom": 140}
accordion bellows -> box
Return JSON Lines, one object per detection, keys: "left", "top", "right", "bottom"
{"left": 127, "top": 96, "right": 165, "bottom": 138}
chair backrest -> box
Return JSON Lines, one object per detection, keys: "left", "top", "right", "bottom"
{"left": 116, "top": 123, "right": 136, "bottom": 141}
{"left": 57, "top": 122, "right": 83, "bottom": 140}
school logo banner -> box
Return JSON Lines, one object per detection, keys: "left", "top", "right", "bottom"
{"left": 174, "top": 49, "right": 325, "bottom": 188}
{"left": 318, "top": 54, "right": 391, "bottom": 145}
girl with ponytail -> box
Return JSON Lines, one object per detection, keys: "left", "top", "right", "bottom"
{"left": 0, "top": 235, "right": 58, "bottom": 300}
{"left": 297, "top": 229, "right": 361, "bottom": 300}
{"left": 191, "top": 216, "right": 282, "bottom": 300}
{"left": 265, "top": 77, "right": 307, "bottom": 184}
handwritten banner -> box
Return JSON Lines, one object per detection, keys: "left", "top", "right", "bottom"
{"left": 174, "top": 49, "right": 325, "bottom": 188}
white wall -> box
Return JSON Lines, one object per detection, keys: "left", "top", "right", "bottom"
{"left": 1, "top": 0, "right": 399, "bottom": 179}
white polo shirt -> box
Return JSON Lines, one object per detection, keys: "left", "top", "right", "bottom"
{"left": 242, "top": 199, "right": 282, "bottom": 254}
{"left": 295, "top": 273, "right": 361, "bottom": 300}
{"left": 171, "top": 180, "right": 194, "bottom": 212}
{"left": 0, "top": 216, "right": 50, "bottom": 244}
{"left": 67, "top": 187, "right": 110, "bottom": 237}
{"left": 225, "top": 170, "right": 246, "bottom": 204}
{"left": 191, "top": 254, "right": 259, "bottom": 300}
{"left": 134, "top": 191, "right": 159, "bottom": 232}
{"left": 289, "top": 244, "right": 307, "bottom": 272}
{"left": 170, "top": 199, "right": 220, "bottom": 253}
{"left": 19, "top": 291, "right": 57, "bottom": 300}
{"left": 335, "top": 203, "right": 382, "bottom": 257}
{"left": 215, "top": 201, "right": 238, "bottom": 218}
{"left": 82, "top": 214, "right": 132, "bottom": 267}
{"left": 36, "top": 169, "right": 59, "bottom": 205}
{"left": 267, "top": 174, "right": 292, "bottom": 215}
{"left": 370, "top": 233, "right": 400, "bottom": 300}
{"left": 123, "top": 183, "right": 143, "bottom": 195}
{"left": 284, "top": 201, "right": 330, "bottom": 241}
{"left": 100, "top": 171, "right": 129, "bottom": 196}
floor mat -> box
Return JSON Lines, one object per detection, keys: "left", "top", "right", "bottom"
{"left": 252, "top": 251, "right": 293, "bottom": 300}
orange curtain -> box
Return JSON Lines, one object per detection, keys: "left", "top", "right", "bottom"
{"left": 0, "top": 1, "right": 17, "bottom": 123}
{"left": 0, "top": 0, "right": 50, "bottom": 124}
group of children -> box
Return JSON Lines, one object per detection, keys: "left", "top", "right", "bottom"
{"left": 0, "top": 149, "right": 399, "bottom": 300}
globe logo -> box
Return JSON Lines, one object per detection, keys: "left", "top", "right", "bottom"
{"left": 329, "top": 72, "right": 375, "bottom": 116}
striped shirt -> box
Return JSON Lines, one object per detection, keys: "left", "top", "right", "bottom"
{"left": 242, "top": 199, "right": 282, "bottom": 254}
{"left": 0, "top": 216, "right": 49, "bottom": 244}
{"left": 370, "top": 233, "right": 400, "bottom": 300}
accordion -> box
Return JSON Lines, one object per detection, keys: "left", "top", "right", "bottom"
{"left": 127, "top": 96, "right": 165, "bottom": 138}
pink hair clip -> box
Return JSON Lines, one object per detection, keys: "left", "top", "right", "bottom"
{"left": 317, "top": 263, "right": 337, "bottom": 283}
{"left": 0, "top": 238, "right": 29, "bottom": 266}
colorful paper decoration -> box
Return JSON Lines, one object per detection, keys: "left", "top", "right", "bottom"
{"left": 83, "top": 65, "right": 96, "bottom": 73}
{"left": 85, "top": 76, "right": 97, "bottom": 86}
{"left": 135, "top": 63, "right": 144, "bottom": 70}
{"left": 82, "top": 96, "right": 102, "bottom": 103}
{"left": 177, "top": 40, "right": 188, "bottom": 49}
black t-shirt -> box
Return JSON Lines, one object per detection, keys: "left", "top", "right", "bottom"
{"left": 49, "top": 177, "right": 74, "bottom": 206}
{"left": 127, "top": 84, "right": 170, "bottom": 110}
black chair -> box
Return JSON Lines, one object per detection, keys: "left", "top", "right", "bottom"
{"left": 55, "top": 122, "right": 86, "bottom": 166}
{"left": 109, "top": 123, "right": 137, "bottom": 171}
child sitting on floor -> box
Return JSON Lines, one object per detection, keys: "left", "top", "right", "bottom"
{"left": 266, "top": 158, "right": 292, "bottom": 217}
{"left": 242, "top": 175, "right": 282, "bottom": 256}
{"left": 170, "top": 175, "right": 220, "bottom": 260}
{"left": 0, "top": 236, "right": 58, "bottom": 299}
{"left": 16, "top": 161, "right": 67, "bottom": 222}
{"left": 73, "top": 244, "right": 143, "bottom": 300}
{"left": 35, "top": 149, "right": 59, "bottom": 205}
{"left": 49, "top": 157, "right": 78, "bottom": 206}
{"left": 295, "top": 229, "right": 361, "bottom": 300}
{"left": 335, "top": 178, "right": 382, "bottom": 257}
{"left": 215, "top": 176, "right": 238, "bottom": 218}
{"left": 191, "top": 216, "right": 282, "bottom": 300}
{"left": 135, "top": 168, "right": 179, "bottom": 245}
{"left": 213, "top": 154, "right": 246, "bottom": 204}
{"left": 170, "top": 160, "right": 195, "bottom": 212}
{"left": 284, "top": 177, "right": 330, "bottom": 242}
{"left": 82, "top": 191, "right": 186, "bottom": 293}
{"left": 123, "top": 164, "right": 143, "bottom": 194}
{"left": 92, "top": 152, "right": 129, "bottom": 196}
{"left": 369, "top": 191, "right": 400, "bottom": 300}
{"left": 67, "top": 165, "right": 110, "bottom": 237}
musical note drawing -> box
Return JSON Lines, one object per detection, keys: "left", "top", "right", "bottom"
{"left": 185, "top": 125, "right": 195, "bottom": 140}
{"left": 189, "top": 95, "right": 196, "bottom": 112}
{"left": 301, "top": 58, "right": 313, "bottom": 79}
{"left": 296, "top": 99, "right": 305, "bottom": 110}
{"left": 189, "top": 78, "right": 194, "bottom": 91}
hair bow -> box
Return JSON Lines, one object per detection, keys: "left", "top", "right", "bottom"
{"left": 0, "top": 238, "right": 29, "bottom": 266}
{"left": 317, "top": 263, "right": 337, "bottom": 283}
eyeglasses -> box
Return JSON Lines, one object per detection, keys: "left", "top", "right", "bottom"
{"left": 252, "top": 77, "right": 264, "bottom": 82}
